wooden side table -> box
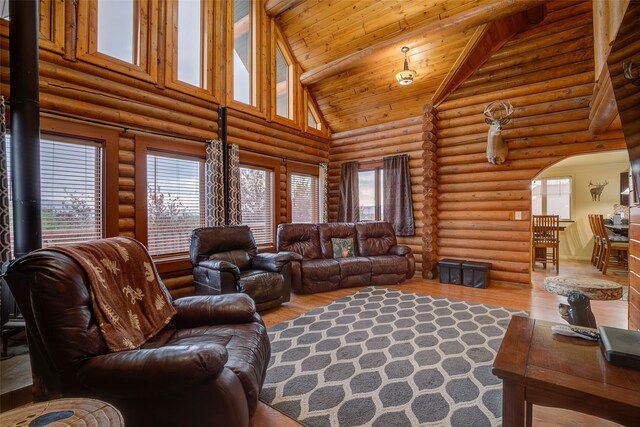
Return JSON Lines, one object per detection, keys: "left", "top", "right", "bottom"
{"left": 493, "top": 316, "right": 640, "bottom": 427}
{"left": 0, "top": 398, "right": 124, "bottom": 426}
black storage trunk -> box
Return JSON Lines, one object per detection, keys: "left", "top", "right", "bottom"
{"left": 462, "top": 261, "right": 491, "bottom": 288}
{"left": 438, "top": 259, "right": 464, "bottom": 285}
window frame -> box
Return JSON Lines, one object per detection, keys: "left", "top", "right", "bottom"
{"left": 304, "top": 89, "right": 328, "bottom": 136}
{"left": 164, "top": 0, "right": 220, "bottom": 101}
{"left": 226, "top": 0, "right": 265, "bottom": 116}
{"left": 6, "top": 117, "right": 120, "bottom": 250}
{"left": 134, "top": 134, "right": 205, "bottom": 264}
{"left": 239, "top": 151, "right": 279, "bottom": 250}
{"left": 271, "top": 30, "right": 296, "bottom": 126}
{"left": 358, "top": 161, "right": 384, "bottom": 222}
{"left": 287, "top": 162, "right": 319, "bottom": 224}
{"left": 39, "top": 0, "right": 65, "bottom": 53}
{"left": 77, "top": 0, "right": 158, "bottom": 83}
{"left": 531, "top": 176, "right": 573, "bottom": 221}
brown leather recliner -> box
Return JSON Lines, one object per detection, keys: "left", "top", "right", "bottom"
{"left": 277, "top": 221, "right": 415, "bottom": 294}
{"left": 3, "top": 244, "right": 271, "bottom": 427}
{"left": 190, "top": 225, "right": 293, "bottom": 311}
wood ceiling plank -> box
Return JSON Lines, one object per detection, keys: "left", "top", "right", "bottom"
{"left": 299, "top": 0, "right": 549, "bottom": 86}
{"left": 431, "top": 10, "right": 532, "bottom": 106}
{"left": 265, "top": 0, "right": 306, "bottom": 17}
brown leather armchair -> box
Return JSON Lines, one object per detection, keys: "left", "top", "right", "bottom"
{"left": 190, "top": 225, "right": 293, "bottom": 311}
{"left": 3, "top": 244, "right": 271, "bottom": 427}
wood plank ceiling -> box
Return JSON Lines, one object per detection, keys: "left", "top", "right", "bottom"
{"left": 273, "top": 0, "right": 547, "bottom": 133}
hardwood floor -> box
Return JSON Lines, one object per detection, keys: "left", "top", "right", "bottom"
{"left": 1, "top": 259, "right": 628, "bottom": 425}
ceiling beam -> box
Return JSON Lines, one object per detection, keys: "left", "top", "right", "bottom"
{"left": 299, "top": 0, "right": 549, "bottom": 86}
{"left": 431, "top": 8, "right": 539, "bottom": 106}
{"left": 265, "top": 0, "right": 304, "bottom": 17}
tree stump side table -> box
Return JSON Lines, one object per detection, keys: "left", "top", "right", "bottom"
{"left": 543, "top": 275, "right": 623, "bottom": 300}
{"left": 0, "top": 398, "right": 124, "bottom": 426}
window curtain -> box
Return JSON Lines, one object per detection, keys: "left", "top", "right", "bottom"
{"left": 228, "top": 143, "right": 242, "bottom": 225}
{"left": 338, "top": 161, "right": 359, "bottom": 222}
{"left": 319, "top": 162, "right": 328, "bottom": 223}
{"left": 204, "top": 140, "right": 241, "bottom": 226}
{"left": 383, "top": 154, "right": 414, "bottom": 236}
{"left": 0, "top": 96, "right": 9, "bottom": 262}
{"left": 205, "top": 139, "right": 225, "bottom": 226}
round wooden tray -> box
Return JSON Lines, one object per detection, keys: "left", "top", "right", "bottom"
{"left": 1, "top": 398, "right": 124, "bottom": 426}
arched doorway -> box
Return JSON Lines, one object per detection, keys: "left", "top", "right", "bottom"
{"left": 530, "top": 150, "right": 630, "bottom": 282}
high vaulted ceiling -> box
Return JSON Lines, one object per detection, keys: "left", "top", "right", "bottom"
{"left": 270, "top": 0, "right": 548, "bottom": 133}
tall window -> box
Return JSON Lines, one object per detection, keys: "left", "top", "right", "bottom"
{"left": 176, "top": 0, "right": 203, "bottom": 87}
{"left": 532, "top": 177, "right": 572, "bottom": 220}
{"left": 146, "top": 153, "right": 205, "bottom": 256}
{"left": 233, "top": 0, "right": 255, "bottom": 105}
{"left": 6, "top": 135, "right": 103, "bottom": 252}
{"left": 97, "top": 0, "right": 135, "bottom": 63}
{"left": 358, "top": 168, "right": 384, "bottom": 221}
{"left": 275, "top": 44, "right": 292, "bottom": 119}
{"left": 240, "top": 165, "right": 274, "bottom": 246}
{"left": 290, "top": 173, "right": 319, "bottom": 223}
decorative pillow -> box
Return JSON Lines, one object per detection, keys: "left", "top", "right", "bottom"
{"left": 331, "top": 238, "right": 355, "bottom": 258}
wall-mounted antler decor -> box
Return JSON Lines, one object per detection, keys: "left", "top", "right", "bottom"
{"left": 483, "top": 100, "right": 513, "bottom": 165}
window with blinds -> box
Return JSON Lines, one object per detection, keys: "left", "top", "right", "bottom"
{"left": 240, "top": 165, "right": 274, "bottom": 246}
{"left": 5, "top": 135, "right": 103, "bottom": 253}
{"left": 290, "top": 173, "right": 319, "bottom": 223}
{"left": 147, "top": 152, "right": 205, "bottom": 256}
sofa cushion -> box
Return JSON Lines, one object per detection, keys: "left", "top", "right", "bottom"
{"left": 318, "top": 223, "right": 357, "bottom": 258}
{"left": 369, "top": 255, "right": 408, "bottom": 275}
{"left": 301, "top": 259, "right": 340, "bottom": 293}
{"left": 209, "top": 249, "right": 252, "bottom": 271}
{"left": 238, "top": 270, "right": 284, "bottom": 304}
{"left": 190, "top": 225, "right": 257, "bottom": 264}
{"left": 331, "top": 238, "right": 355, "bottom": 258}
{"left": 356, "top": 222, "right": 397, "bottom": 256}
{"left": 277, "top": 224, "right": 322, "bottom": 260}
{"left": 337, "top": 257, "right": 371, "bottom": 288}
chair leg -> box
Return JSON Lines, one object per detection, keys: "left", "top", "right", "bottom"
{"left": 601, "top": 246, "right": 610, "bottom": 275}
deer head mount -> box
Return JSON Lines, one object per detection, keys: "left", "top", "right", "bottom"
{"left": 589, "top": 180, "right": 609, "bottom": 201}
{"left": 484, "top": 100, "right": 514, "bottom": 165}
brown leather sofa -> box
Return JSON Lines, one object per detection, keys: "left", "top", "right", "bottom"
{"left": 4, "top": 244, "right": 270, "bottom": 427}
{"left": 190, "top": 225, "right": 293, "bottom": 311}
{"left": 277, "top": 221, "right": 415, "bottom": 294}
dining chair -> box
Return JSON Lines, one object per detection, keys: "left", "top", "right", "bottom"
{"left": 531, "top": 215, "right": 560, "bottom": 274}
{"left": 588, "top": 214, "right": 603, "bottom": 267}
{"left": 593, "top": 214, "right": 628, "bottom": 275}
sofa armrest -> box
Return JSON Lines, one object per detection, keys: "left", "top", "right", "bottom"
{"left": 78, "top": 344, "right": 228, "bottom": 395}
{"left": 389, "top": 245, "right": 411, "bottom": 256}
{"left": 284, "top": 251, "right": 304, "bottom": 262}
{"left": 172, "top": 294, "right": 257, "bottom": 327}
{"left": 252, "top": 252, "right": 294, "bottom": 272}
{"left": 196, "top": 259, "right": 240, "bottom": 280}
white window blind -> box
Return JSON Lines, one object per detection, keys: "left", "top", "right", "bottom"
{"left": 147, "top": 153, "right": 204, "bottom": 256}
{"left": 531, "top": 177, "right": 572, "bottom": 220}
{"left": 6, "top": 135, "right": 103, "bottom": 254}
{"left": 240, "top": 166, "right": 274, "bottom": 246}
{"left": 291, "top": 173, "right": 318, "bottom": 223}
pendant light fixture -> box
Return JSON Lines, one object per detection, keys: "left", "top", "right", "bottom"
{"left": 395, "top": 46, "right": 416, "bottom": 86}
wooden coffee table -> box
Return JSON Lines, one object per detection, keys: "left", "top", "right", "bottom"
{"left": 493, "top": 316, "right": 640, "bottom": 426}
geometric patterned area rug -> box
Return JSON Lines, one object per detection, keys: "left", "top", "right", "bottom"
{"left": 260, "top": 287, "right": 528, "bottom": 427}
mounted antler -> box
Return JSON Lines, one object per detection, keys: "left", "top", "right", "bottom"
{"left": 484, "top": 100, "right": 514, "bottom": 165}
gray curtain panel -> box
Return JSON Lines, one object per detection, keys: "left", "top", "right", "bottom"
{"left": 383, "top": 154, "right": 414, "bottom": 236}
{"left": 0, "top": 96, "right": 9, "bottom": 262}
{"left": 338, "top": 161, "right": 359, "bottom": 222}
{"left": 205, "top": 139, "right": 225, "bottom": 226}
{"left": 228, "top": 143, "right": 242, "bottom": 225}
{"left": 319, "top": 162, "right": 328, "bottom": 223}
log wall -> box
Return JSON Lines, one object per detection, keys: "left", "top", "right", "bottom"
{"left": 328, "top": 117, "right": 425, "bottom": 274}
{"left": 0, "top": 12, "right": 330, "bottom": 297}
{"left": 433, "top": 1, "right": 627, "bottom": 286}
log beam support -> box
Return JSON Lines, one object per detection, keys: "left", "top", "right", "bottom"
{"left": 422, "top": 104, "right": 438, "bottom": 279}
{"left": 589, "top": 67, "right": 619, "bottom": 135}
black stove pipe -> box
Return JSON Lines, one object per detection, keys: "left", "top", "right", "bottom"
{"left": 9, "top": 0, "right": 42, "bottom": 257}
